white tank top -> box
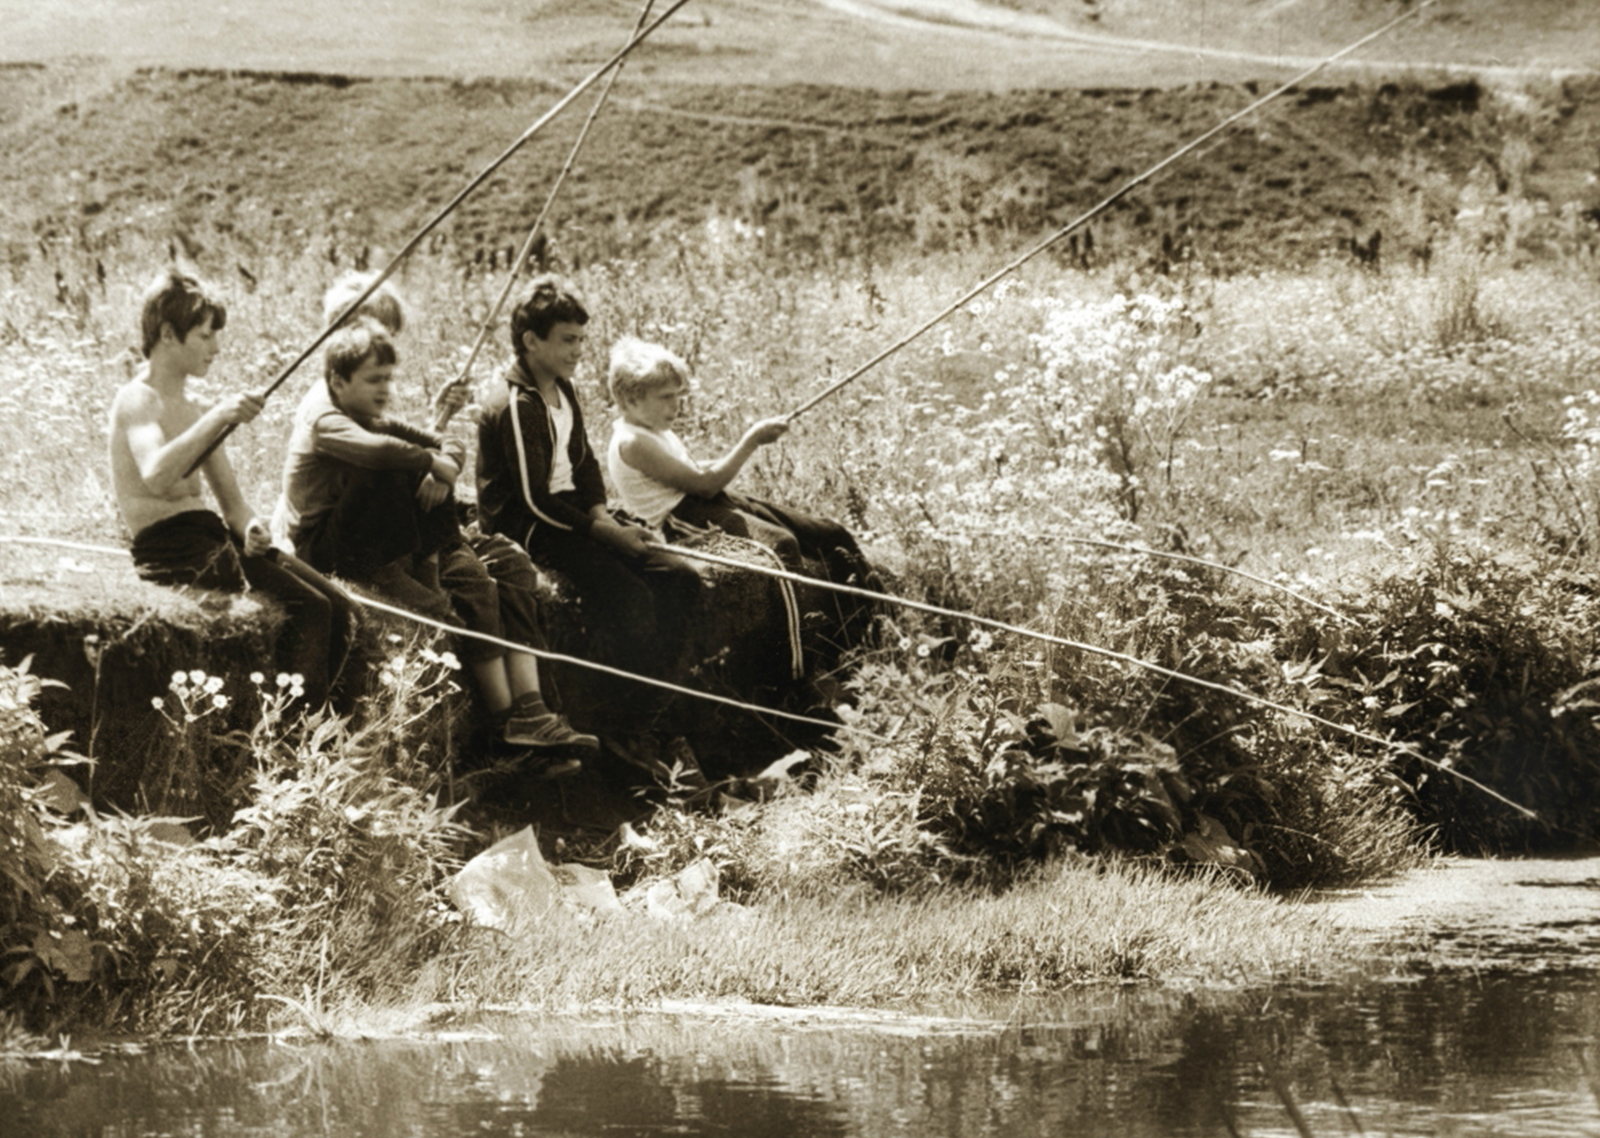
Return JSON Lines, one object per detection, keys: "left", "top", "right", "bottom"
{"left": 608, "top": 420, "right": 690, "bottom": 527}
{"left": 547, "top": 387, "right": 576, "bottom": 494}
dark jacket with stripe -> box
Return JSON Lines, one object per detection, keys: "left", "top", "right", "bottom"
{"left": 475, "top": 361, "right": 607, "bottom": 548}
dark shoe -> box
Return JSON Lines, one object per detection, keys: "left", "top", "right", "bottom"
{"left": 505, "top": 711, "right": 600, "bottom": 752}
{"left": 525, "top": 754, "right": 583, "bottom": 780}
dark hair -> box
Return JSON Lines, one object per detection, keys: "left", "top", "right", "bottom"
{"left": 139, "top": 268, "right": 228, "bottom": 358}
{"left": 324, "top": 318, "right": 399, "bottom": 386}
{"left": 509, "top": 274, "right": 589, "bottom": 357}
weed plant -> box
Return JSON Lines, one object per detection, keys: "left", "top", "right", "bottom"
{"left": 0, "top": 642, "right": 469, "bottom": 1034}
{"left": 8, "top": 153, "right": 1600, "bottom": 1033}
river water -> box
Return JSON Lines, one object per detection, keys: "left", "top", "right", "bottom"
{"left": 6, "top": 857, "right": 1600, "bottom": 1137}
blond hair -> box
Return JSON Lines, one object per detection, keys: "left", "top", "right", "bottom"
{"left": 608, "top": 336, "right": 689, "bottom": 406}
{"left": 322, "top": 270, "right": 405, "bottom": 334}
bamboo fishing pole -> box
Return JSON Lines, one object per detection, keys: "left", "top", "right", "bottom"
{"left": 646, "top": 538, "right": 1537, "bottom": 821}
{"left": 783, "top": 0, "right": 1439, "bottom": 421}
{"left": 182, "top": 0, "right": 695, "bottom": 478}
{"left": 430, "top": 0, "right": 658, "bottom": 432}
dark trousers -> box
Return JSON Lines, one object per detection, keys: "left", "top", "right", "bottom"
{"left": 672, "top": 491, "right": 874, "bottom": 586}
{"left": 131, "top": 510, "right": 358, "bottom": 706}
{"left": 297, "top": 468, "right": 459, "bottom": 581}
{"left": 430, "top": 528, "right": 549, "bottom": 667}
{"left": 670, "top": 491, "right": 879, "bottom": 645}
{"left": 524, "top": 520, "right": 701, "bottom": 682}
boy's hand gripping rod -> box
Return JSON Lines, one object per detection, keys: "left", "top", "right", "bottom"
{"left": 783, "top": 0, "right": 1438, "bottom": 422}
{"left": 182, "top": 0, "right": 695, "bottom": 478}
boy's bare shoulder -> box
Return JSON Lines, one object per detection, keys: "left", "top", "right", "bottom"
{"left": 109, "top": 378, "right": 159, "bottom": 420}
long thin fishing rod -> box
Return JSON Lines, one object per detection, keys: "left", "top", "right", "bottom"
{"left": 1058, "top": 535, "right": 1354, "bottom": 625}
{"left": 0, "top": 533, "right": 872, "bottom": 740}
{"left": 351, "top": 594, "right": 877, "bottom": 739}
{"left": 182, "top": 0, "right": 696, "bottom": 477}
{"left": 646, "top": 538, "right": 1536, "bottom": 820}
{"left": 922, "top": 521, "right": 1352, "bottom": 623}
{"left": 0, "top": 528, "right": 1533, "bottom": 817}
{"left": 784, "top": 0, "right": 1438, "bottom": 420}
{"left": 431, "top": 0, "right": 658, "bottom": 429}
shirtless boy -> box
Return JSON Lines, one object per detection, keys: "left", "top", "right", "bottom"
{"left": 108, "top": 268, "right": 356, "bottom": 706}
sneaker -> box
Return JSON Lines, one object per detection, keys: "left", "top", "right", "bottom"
{"left": 504, "top": 711, "right": 601, "bottom": 752}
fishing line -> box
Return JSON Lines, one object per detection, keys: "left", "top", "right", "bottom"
{"left": 938, "top": 527, "right": 1355, "bottom": 624}
{"left": 783, "top": 0, "right": 1439, "bottom": 420}
{"left": 0, "top": 533, "right": 876, "bottom": 741}
{"left": 0, "top": 519, "right": 1536, "bottom": 818}
{"left": 181, "top": 0, "right": 697, "bottom": 478}
{"left": 1058, "top": 536, "right": 1354, "bottom": 624}
{"left": 644, "top": 537, "right": 1537, "bottom": 821}
{"left": 430, "top": 0, "right": 659, "bottom": 428}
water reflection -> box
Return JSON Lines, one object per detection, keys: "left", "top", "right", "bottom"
{"left": 5, "top": 972, "right": 1599, "bottom": 1137}
{"left": 9, "top": 856, "right": 1600, "bottom": 1136}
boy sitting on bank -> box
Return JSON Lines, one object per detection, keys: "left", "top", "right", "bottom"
{"left": 605, "top": 336, "right": 877, "bottom": 644}
{"left": 277, "top": 316, "right": 595, "bottom": 755}
{"left": 108, "top": 268, "right": 357, "bottom": 708}
{"left": 474, "top": 276, "right": 701, "bottom": 695}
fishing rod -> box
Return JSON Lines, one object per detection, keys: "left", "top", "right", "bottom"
{"left": 1047, "top": 533, "right": 1354, "bottom": 625}
{"left": 783, "top": 0, "right": 1439, "bottom": 420}
{"left": 0, "top": 528, "right": 1541, "bottom": 818}
{"left": 182, "top": 0, "right": 696, "bottom": 478}
{"left": 646, "top": 537, "right": 1536, "bottom": 821}
{"left": 431, "top": 0, "right": 658, "bottom": 432}
{"left": 0, "top": 533, "right": 879, "bottom": 740}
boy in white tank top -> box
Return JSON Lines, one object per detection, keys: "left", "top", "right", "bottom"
{"left": 605, "top": 337, "right": 878, "bottom": 651}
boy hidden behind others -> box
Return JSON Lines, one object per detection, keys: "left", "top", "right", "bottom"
{"left": 274, "top": 307, "right": 595, "bottom": 762}
{"left": 108, "top": 267, "right": 358, "bottom": 708}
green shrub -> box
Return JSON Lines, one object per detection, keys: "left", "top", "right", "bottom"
{"left": 1323, "top": 542, "right": 1600, "bottom": 851}
{"left": 0, "top": 641, "right": 472, "bottom": 1035}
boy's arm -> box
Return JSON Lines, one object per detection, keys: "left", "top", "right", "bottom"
{"left": 312, "top": 410, "right": 448, "bottom": 477}
{"left": 114, "top": 384, "right": 263, "bottom": 495}
{"left": 200, "top": 448, "right": 271, "bottom": 554}
{"left": 375, "top": 419, "right": 466, "bottom": 487}
{"left": 586, "top": 503, "right": 652, "bottom": 555}
{"left": 619, "top": 418, "right": 788, "bottom": 500}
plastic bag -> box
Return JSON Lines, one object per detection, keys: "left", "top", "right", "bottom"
{"left": 448, "top": 826, "right": 621, "bottom": 934}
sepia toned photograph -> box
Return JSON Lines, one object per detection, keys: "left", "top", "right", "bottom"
{"left": 3, "top": 2, "right": 1599, "bottom": 1133}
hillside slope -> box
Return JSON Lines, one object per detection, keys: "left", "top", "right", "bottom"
{"left": 3, "top": 63, "right": 1597, "bottom": 273}
{"left": 1, "top": 0, "right": 1595, "bottom": 90}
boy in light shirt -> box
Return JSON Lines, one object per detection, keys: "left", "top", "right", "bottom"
{"left": 604, "top": 336, "right": 877, "bottom": 657}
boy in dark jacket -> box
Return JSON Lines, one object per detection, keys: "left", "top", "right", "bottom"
{"left": 475, "top": 275, "right": 700, "bottom": 689}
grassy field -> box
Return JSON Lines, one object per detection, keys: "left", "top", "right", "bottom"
{"left": 5, "top": 4, "right": 1600, "bottom": 1037}
{"left": 4, "top": 0, "right": 1597, "bottom": 87}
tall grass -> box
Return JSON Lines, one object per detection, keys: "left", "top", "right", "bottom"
{"left": 10, "top": 161, "right": 1600, "bottom": 1035}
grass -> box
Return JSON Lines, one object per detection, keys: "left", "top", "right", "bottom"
{"left": 411, "top": 858, "right": 1348, "bottom": 1016}
{"left": 7, "top": 62, "right": 1600, "bottom": 1040}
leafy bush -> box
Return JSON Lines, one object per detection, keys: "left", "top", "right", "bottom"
{"left": 0, "top": 641, "right": 472, "bottom": 1034}
{"left": 1322, "top": 543, "right": 1600, "bottom": 852}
